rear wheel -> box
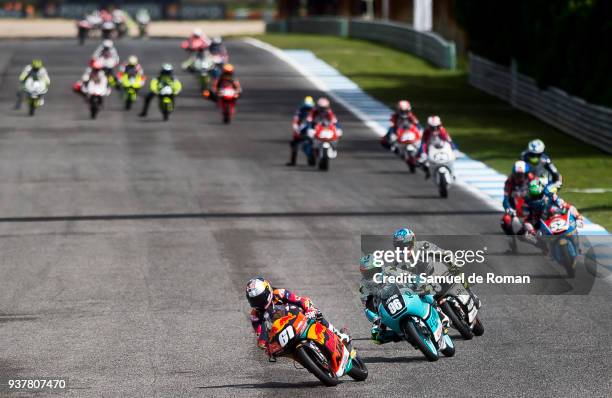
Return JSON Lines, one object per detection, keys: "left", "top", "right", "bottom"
{"left": 441, "top": 301, "right": 473, "bottom": 340}
{"left": 294, "top": 345, "right": 339, "bottom": 387}
{"left": 472, "top": 317, "right": 484, "bottom": 336}
{"left": 402, "top": 320, "right": 439, "bottom": 362}
{"left": 346, "top": 355, "right": 368, "bottom": 381}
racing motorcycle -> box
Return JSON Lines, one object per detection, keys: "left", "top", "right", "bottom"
{"left": 310, "top": 121, "right": 340, "bottom": 171}
{"left": 158, "top": 85, "right": 175, "bottom": 121}
{"left": 266, "top": 304, "right": 368, "bottom": 387}
{"left": 396, "top": 124, "right": 422, "bottom": 173}
{"left": 23, "top": 76, "right": 48, "bottom": 116}
{"left": 135, "top": 10, "right": 150, "bottom": 38}
{"left": 368, "top": 283, "right": 454, "bottom": 361}
{"left": 436, "top": 278, "right": 484, "bottom": 340}
{"left": 539, "top": 207, "right": 580, "bottom": 277}
{"left": 119, "top": 72, "right": 145, "bottom": 110}
{"left": 502, "top": 189, "right": 528, "bottom": 252}
{"left": 217, "top": 83, "right": 238, "bottom": 124}
{"left": 426, "top": 136, "right": 456, "bottom": 198}
{"left": 86, "top": 77, "right": 109, "bottom": 119}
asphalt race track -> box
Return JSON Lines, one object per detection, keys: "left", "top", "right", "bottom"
{"left": 0, "top": 39, "right": 610, "bottom": 397}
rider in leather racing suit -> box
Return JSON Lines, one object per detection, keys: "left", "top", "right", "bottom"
{"left": 501, "top": 160, "right": 536, "bottom": 235}
{"left": 139, "top": 64, "right": 182, "bottom": 117}
{"left": 418, "top": 116, "right": 456, "bottom": 179}
{"left": 360, "top": 228, "right": 479, "bottom": 344}
{"left": 246, "top": 278, "right": 350, "bottom": 352}
{"left": 286, "top": 96, "right": 315, "bottom": 166}
{"left": 520, "top": 139, "right": 562, "bottom": 191}
{"left": 15, "top": 59, "right": 50, "bottom": 110}
{"left": 520, "top": 179, "right": 583, "bottom": 239}
{"left": 381, "top": 100, "right": 420, "bottom": 150}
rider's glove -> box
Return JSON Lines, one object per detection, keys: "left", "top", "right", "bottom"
{"left": 576, "top": 217, "right": 584, "bottom": 228}
{"left": 305, "top": 307, "right": 319, "bottom": 320}
{"left": 506, "top": 208, "right": 516, "bottom": 217}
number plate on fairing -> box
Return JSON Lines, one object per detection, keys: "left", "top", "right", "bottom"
{"left": 383, "top": 294, "right": 406, "bottom": 319}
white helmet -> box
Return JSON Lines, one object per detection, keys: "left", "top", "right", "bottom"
{"left": 102, "top": 39, "right": 113, "bottom": 48}
{"left": 427, "top": 115, "right": 442, "bottom": 128}
{"left": 317, "top": 97, "right": 330, "bottom": 109}
{"left": 513, "top": 160, "right": 528, "bottom": 175}
{"left": 527, "top": 139, "right": 545, "bottom": 155}
{"left": 192, "top": 28, "right": 203, "bottom": 37}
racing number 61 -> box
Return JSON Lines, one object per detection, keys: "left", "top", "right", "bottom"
{"left": 279, "top": 326, "right": 295, "bottom": 347}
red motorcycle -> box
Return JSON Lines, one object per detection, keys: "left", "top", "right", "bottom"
{"left": 217, "top": 83, "right": 239, "bottom": 124}
{"left": 310, "top": 122, "right": 341, "bottom": 171}
{"left": 396, "top": 124, "right": 422, "bottom": 173}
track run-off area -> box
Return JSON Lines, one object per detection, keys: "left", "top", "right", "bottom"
{"left": 0, "top": 39, "right": 610, "bottom": 397}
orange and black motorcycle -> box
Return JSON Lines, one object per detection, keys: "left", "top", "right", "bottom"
{"left": 265, "top": 304, "right": 368, "bottom": 387}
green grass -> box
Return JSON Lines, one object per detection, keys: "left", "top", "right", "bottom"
{"left": 255, "top": 33, "right": 612, "bottom": 230}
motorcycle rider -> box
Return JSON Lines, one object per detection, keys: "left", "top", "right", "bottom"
{"left": 501, "top": 160, "right": 536, "bottom": 235}
{"left": 418, "top": 115, "right": 456, "bottom": 178}
{"left": 246, "top": 277, "right": 350, "bottom": 352}
{"left": 73, "top": 59, "right": 108, "bottom": 98}
{"left": 206, "top": 63, "right": 241, "bottom": 101}
{"left": 93, "top": 39, "right": 120, "bottom": 66}
{"left": 139, "top": 63, "right": 182, "bottom": 117}
{"left": 208, "top": 36, "right": 228, "bottom": 60}
{"left": 286, "top": 96, "right": 316, "bottom": 166}
{"left": 15, "top": 59, "right": 50, "bottom": 110}
{"left": 520, "top": 179, "right": 583, "bottom": 240}
{"left": 117, "top": 55, "right": 143, "bottom": 77}
{"left": 520, "top": 139, "right": 562, "bottom": 191}
{"left": 181, "top": 28, "right": 210, "bottom": 70}
{"left": 307, "top": 97, "right": 340, "bottom": 128}
{"left": 381, "top": 100, "right": 420, "bottom": 150}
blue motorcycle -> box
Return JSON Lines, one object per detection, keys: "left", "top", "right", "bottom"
{"left": 368, "top": 284, "right": 455, "bottom": 362}
{"left": 539, "top": 207, "right": 579, "bottom": 277}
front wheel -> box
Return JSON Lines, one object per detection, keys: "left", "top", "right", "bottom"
{"left": 346, "top": 355, "right": 368, "bottom": 381}
{"left": 294, "top": 345, "right": 339, "bottom": 387}
{"left": 28, "top": 99, "right": 36, "bottom": 116}
{"left": 319, "top": 156, "right": 329, "bottom": 171}
{"left": 472, "top": 317, "right": 484, "bottom": 336}
{"left": 439, "top": 177, "right": 448, "bottom": 198}
{"left": 441, "top": 301, "right": 473, "bottom": 340}
{"left": 402, "top": 320, "right": 439, "bottom": 362}
{"left": 90, "top": 96, "right": 100, "bottom": 119}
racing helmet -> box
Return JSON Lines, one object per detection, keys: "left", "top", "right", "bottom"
{"left": 528, "top": 179, "right": 545, "bottom": 199}
{"left": 246, "top": 277, "right": 273, "bottom": 311}
{"left": 359, "top": 254, "right": 382, "bottom": 279}
{"left": 192, "top": 28, "right": 203, "bottom": 38}
{"left": 31, "top": 59, "right": 43, "bottom": 70}
{"left": 303, "top": 95, "right": 315, "bottom": 108}
{"left": 397, "top": 100, "right": 412, "bottom": 116}
{"left": 222, "top": 63, "right": 234, "bottom": 76}
{"left": 427, "top": 115, "right": 442, "bottom": 129}
{"left": 393, "top": 227, "right": 416, "bottom": 251}
{"left": 316, "top": 97, "right": 330, "bottom": 111}
{"left": 512, "top": 160, "right": 528, "bottom": 182}
{"left": 160, "top": 63, "right": 173, "bottom": 76}
{"left": 212, "top": 36, "right": 223, "bottom": 45}
{"left": 102, "top": 39, "right": 114, "bottom": 48}
{"left": 526, "top": 139, "right": 545, "bottom": 165}
{"left": 127, "top": 55, "right": 139, "bottom": 66}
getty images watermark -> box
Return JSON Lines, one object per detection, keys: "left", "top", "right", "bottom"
{"left": 369, "top": 245, "right": 531, "bottom": 285}
{"left": 361, "top": 234, "right": 612, "bottom": 295}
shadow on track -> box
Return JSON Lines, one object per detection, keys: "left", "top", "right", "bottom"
{"left": 197, "top": 381, "right": 323, "bottom": 390}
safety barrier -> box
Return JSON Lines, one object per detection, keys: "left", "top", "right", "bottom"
{"left": 265, "top": 17, "right": 456, "bottom": 70}
{"left": 469, "top": 53, "right": 612, "bottom": 154}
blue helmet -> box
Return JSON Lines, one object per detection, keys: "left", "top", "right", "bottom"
{"left": 393, "top": 227, "right": 416, "bottom": 250}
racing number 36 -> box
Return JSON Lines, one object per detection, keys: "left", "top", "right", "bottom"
{"left": 279, "top": 326, "right": 295, "bottom": 347}
{"left": 387, "top": 298, "right": 404, "bottom": 314}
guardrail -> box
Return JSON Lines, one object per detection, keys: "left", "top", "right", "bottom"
{"left": 266, "top": 17, "right": 456, "bottom": 70}
{"left": 469, "top": 53, "right": 612, "bottom": 154}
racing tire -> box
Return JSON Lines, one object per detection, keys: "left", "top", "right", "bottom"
{"left": 441, "top": 301, "right": 473, "bottom": 340}
{"left": 560, "top": 243, "right": 576, "bottom": 278}
{"left": 402, "top": 321, "right": 439, "bottom": 362}
{"left": 125, "top": 99, "right": 132, "bottom": 111}
{"left": 440, "top": 339, "right": 455, "bottom": 357}
{"left": 307, "top": 154, "right": 316, "bottom": 167}
{"left": 346, "top": 355, "right": 368, "bottom": 381}
{"left": 162, "top": 109, "right": 169, "bottom": 121}
{"left": 294, "top": 345, "right": 340, "bottom": 387}
{"left": 319, "top": 157, "right": 329, "bottom": 171}
{"left": 28, "top": 100, "right": 36, "bottom": 116}
{"left": 90, "top": 97, "right": 99, "bottom": 119}
{"left": 223, "top": 111, "right": 230, "bottom": 124}
{"left": 472, "top": 317, "right": 484, "bottom": 336}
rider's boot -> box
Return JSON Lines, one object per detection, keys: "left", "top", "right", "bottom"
{"left": 139, "top": 93, "right": 153, "bottom": 117}
{"left": 286, "top": 149, "right": 297, "bottom": 166}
